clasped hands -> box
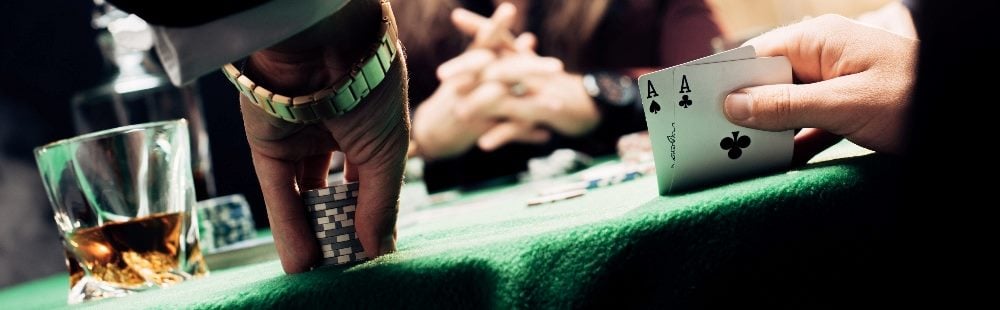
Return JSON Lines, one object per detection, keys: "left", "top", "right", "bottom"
{"left": 413, "top": 3, "right": 600, "bottom": 160}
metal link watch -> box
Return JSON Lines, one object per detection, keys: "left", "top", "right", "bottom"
{"left": 221, "top": 0, "right": 400, "bottom": 124}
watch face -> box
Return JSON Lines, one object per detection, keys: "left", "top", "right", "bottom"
{"left": 594, "top": 72, "right": 637, "bottom": 107}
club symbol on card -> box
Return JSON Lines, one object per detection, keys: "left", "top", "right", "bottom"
{"left": 678, "top": 74, "right": 693, "bottom": 108}
{"left": 678, "top": 95, "right": 693, "bottom": 108}
{"left": 720, "top": 131, "right": 751, "bottom": 159}
{"left": 649, "top": 100, "right": 661, "bottom": 114}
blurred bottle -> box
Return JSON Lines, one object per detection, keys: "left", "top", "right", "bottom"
{"left": 70, "top": 1, "right": 216, "bottom": 200}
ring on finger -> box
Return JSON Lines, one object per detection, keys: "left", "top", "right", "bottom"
{"left": 509, "top": 81, "right": 527, "bottom": 97}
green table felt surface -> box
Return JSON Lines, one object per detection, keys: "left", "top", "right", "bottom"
{"left": 0, "top": 147, "right": 901, "bottom": 309}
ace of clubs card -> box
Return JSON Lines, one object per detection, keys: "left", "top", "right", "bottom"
{"left": 639, "top": 47, "right": 794, "bottom": 194}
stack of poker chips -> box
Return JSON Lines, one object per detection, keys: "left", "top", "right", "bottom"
{"left": 196, "top": 194, "right": 257, "bottom": 251}
{"left": 302, "top": 181, "right": 368, "bottom": 266}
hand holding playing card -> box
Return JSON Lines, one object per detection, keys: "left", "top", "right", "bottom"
{"left": 724, "top": 14, "right": 918, "bottom": 154}
{"left": 640, "top": 45, "right": 794, "bottom": 194}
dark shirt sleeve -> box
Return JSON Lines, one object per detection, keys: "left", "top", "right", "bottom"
{"left": 657, "top": 0, "right": 723, "bottom": 68}
{"left": 105, "top": 0, "right": 268, "bottom": 27}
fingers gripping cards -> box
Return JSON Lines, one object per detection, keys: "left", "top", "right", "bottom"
{"left": 639, "top": 46, "right": 794, "bottom": 194}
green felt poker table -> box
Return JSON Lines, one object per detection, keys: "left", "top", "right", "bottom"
{"left": 0, "top": 143, "right": 901, "bottom": 308}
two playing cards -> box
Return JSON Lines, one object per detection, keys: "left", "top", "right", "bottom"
{"left": 639, "top": 46, "right": 794, "bottom": 195}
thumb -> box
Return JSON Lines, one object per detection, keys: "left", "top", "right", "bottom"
{"left": 723, "top": 75, "right": 867, "bottom": 134}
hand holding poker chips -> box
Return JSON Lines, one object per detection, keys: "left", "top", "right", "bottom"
{"left": 301, "top": 181, "right": 369, "bottom": 267}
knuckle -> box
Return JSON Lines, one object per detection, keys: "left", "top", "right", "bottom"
{"left": 365, "top": 121, "right": 410, "bottom": 170}
{"left": 469, "top": 48, "right": 496, "bottom": 61}
{"left": 453, "top": 105, "right": 475, "bottom": 122}
{"left": 775, "top": 85, "right": 795, "bottom": 121}
{"left": 542, "top": 57, "right": 564, "bottom": 70}
{"left": 480, "top": 65, "right": 502, "bottom": 81}
{"left": 808, "top": 15, "right": 853, "bottom": 36}
{"left": 751, "top": 86, "right": 794, "bottom": 128}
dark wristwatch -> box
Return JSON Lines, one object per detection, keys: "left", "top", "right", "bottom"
{"left": 582, "top": 71, "right": 639, "bottom": 110}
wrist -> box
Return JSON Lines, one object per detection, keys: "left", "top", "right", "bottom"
{"left": 246, "top": 0, "right": 384, "bottom": 96}
{"left": 224, "top": 0, "right": 400, "bottom": 124}
{"left": 547, "top": 74, "right": 597, "bottom": 136}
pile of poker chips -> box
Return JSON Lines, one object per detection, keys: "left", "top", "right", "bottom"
{"left": 525, "top": 149, "right": 593, "bottom": 181}
{"left": 530, "top": 162, "right": 655, "bottom": 207}
{"left": 197, "top": 194, "right": 257, "bottom": 251}
{"left": 302, "top": 181, "right": 368, "bottom": 266}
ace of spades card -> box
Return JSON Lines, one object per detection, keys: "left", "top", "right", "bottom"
{"left": 639, "top": 46, "right": 793, "bottom": 195}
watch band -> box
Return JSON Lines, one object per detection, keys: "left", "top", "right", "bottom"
{"left": 222, "top": 0, "right": 400, "bottom": 124}
{"left": 583, "top": 71, "right": 638, "bottom": 109}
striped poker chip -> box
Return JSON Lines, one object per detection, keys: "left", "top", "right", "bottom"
{"left": 303, "top": 190, "right": 359, "bottom": 205}
{"left": 302, "top": 181, "right": 360, "bottom": 198}
{"left": 303, "top": 182, "right": 369, "bottom": 267}
{"left": 321, "top": 245, "right": 366, "bottom": 258}
{"left": 303, "top": 193, "right": 358, "bottom": 205}
{"left": 317, "top": 238, "right": 358, "bottom": 249}
{"left": 319, "top": 239, "right": 363, "bottom": 252}
{"left": 321, "top": 250, "right": 365, "bottom": 260}
{"left": 303, "top": 191, "right": 352, "bottom": 204}
{"left": 310, "top": 217, "right": 355, "bottom": 232}
{"left": 316, "top": 228, "right": 358, "bottom": 244}
{"left": 310, "top": 204, "right": 356, "bottom": 218}
{"left": 315, "top": 229, "right": 357, "bottom": 240}
{"left": 312, "top": 212, "right": 354, "bottom": 224}
{"left": 305, "top": 199, "right": 357, "bottom": 212}
{"left": 320, "top": 252, "right": 368, "bottom": 266}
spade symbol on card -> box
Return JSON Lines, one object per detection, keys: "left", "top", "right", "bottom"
{"left": 720, "top": 131, "right": 751, "bottom": 159}
{"left": 649, "top": 100, "right": 661, "bottom": 114}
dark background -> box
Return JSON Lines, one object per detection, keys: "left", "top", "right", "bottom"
{"left": 0, "top": 0, "right": 266, "bottom": 287}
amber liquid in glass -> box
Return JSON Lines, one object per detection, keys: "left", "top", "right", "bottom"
{"left": 66, "top": 212, "right": 206, "bottom": 289}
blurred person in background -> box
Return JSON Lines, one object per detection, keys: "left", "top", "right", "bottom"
{"left": 396, "top": 0, "right": 722, "bottom": 192}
